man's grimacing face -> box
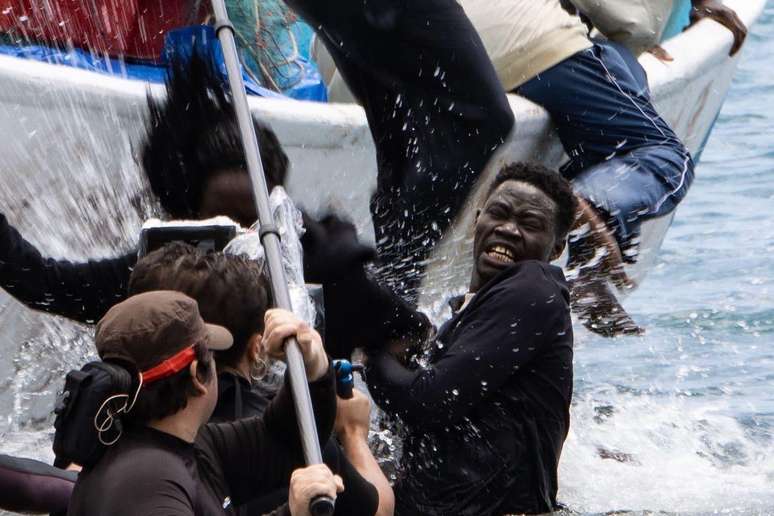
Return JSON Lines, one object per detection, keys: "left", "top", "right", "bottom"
{"left": 469, "top": 179, "right": 564, "bottom": 292}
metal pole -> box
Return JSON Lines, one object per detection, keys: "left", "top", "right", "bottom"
{"left": 209, "top": 2, "right": 334, "bottom": 514}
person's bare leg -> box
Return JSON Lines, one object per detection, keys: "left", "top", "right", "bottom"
{"left": 569, "top": 197, "right": 643, "bottom": 337}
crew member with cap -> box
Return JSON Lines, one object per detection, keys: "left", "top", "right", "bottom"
{"left": 67, "top": 290, "right": 340, "bottom": 516}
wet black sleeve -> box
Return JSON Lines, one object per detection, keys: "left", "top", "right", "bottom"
{"left": 320, "top": 440, "right": 379, "bottom": 516}
{"left": 0, "top": 213, "right": 135, "bottom": 324}
{"left": 285, "top": 0, "right": 514, "bottom": 293}
{"left": 367, "top": 263, "right": 567, "bottom": 429}
{"left": 302, "top": 211, "right": 432, "bottom": 358}
{"left": 201, "top": 366, "right": 337, "bottom": 506}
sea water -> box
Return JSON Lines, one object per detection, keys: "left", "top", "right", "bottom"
{"left": 558, "top": 6, "right": 774, "bottom": 512}
{"left": 1, "top": 6, "right": 774, "bottom": 516}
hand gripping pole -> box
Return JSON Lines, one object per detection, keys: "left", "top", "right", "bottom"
{"left": 209, "top": 2, "right": 335, "bottom": 514}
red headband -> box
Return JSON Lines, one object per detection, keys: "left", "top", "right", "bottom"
{"left": 141, "top": 346, "right": 197, "bottom": 385}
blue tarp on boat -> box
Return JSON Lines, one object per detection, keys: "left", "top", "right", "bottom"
{"left": 0, "top": 25, "right": 326, "bottom": 101}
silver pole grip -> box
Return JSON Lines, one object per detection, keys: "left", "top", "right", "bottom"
{"left": 210, "top": 0, "right": 324, "bottom": 468}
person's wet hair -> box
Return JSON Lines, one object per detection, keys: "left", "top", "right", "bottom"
{"left": 128, "top": 242, "right": 271, "bottom": 370}
{"left": 127, "top": 342, "right": 214, "bottom": 425}
{"left": 142, "top": 50, "right": 288, "bottom": 220}
{"left": 484, "top": 162, "right": 578, "bottom": 240}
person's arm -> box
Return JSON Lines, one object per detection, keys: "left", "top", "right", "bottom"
{"left": 202, "top": 310, "right": 337, "bottom": 506}
{"left": 301, "top": 212, "right": 432, "bottom": 359}
{"left": 0, "top": 213, "right": 135, "bottom": 323}
{"left": 335, "top": 390, "right": 394, "bottom": 516}
{"left": 367, "top": 263, "right": 568, "bottom": 430}
{"left": 286, "top": 0, "right": 513, "bottom": 297}
{"left": 0, "top": 455, "right": 76, "bottom": 514}
{"left": 690, "top": 0, "right": 747, "bottom": 55}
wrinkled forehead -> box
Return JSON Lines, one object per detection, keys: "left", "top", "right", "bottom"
{"left": 485, "top": 180, "right": 558, "bottom": 214}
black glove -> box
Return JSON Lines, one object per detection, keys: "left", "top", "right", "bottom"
{"left": 301, "top": 212, "right": 376, "bottom": 284}
{"left": 300, "top": 212, "right": 431, "bottom": 359}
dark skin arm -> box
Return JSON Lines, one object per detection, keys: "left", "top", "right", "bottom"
{"left": 691, "top": 0, "right": 748, "bottom": 56}
{"left": 367, "top": 263, "right": 566, "bottom": 429}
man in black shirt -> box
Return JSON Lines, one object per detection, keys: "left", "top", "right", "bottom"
{"left": 286, "top": 0, "right": 513, "bottom": 297}
{"left": 67, "top": 290, "right": 341, "bottom": 516}
{"left": 366, "top": 163, "right": 577, "bottom": 515}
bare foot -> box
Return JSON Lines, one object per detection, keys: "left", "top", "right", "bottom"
{"left": 570, "top": 273, "right": 644, "bottom": 337}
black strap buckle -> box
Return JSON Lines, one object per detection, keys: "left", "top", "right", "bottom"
{"left": 214, "top": 20, "right": 235, "bottom": 37}
{"left": 259, "top": 224, "right": 281, "bottom": 241}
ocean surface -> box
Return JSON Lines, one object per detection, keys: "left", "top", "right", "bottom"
{"left": 560, "top": 5, "right": 774, "bottom": 512}
{"left": 1, "top": 4, "right": 773, "bottom": 515}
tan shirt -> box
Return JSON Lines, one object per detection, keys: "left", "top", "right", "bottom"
{"left": 571, "top": 0, "right": 674, "bottom": 55}
{"left": 458, "top": 0, "right": 592, "bottom": 90}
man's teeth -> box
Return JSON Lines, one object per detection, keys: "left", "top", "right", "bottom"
{"left": 487, "top": 246, "right": 514, "bottom": 263}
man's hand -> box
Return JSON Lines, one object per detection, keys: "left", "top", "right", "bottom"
{"left": 288, "top": 464, "right": 344, "bottom": 516}
{"left": 334, "top": 389, "right": 371, "bottom": 440}
{"left": 301, "top": 212, "right": 375, "bottom": 284}
{"left": 691, "top": 0, "right": 747, "bottom": 56}
{"left": 647, "top": 45, "right": 674, "bottom": 62}
{"left": 263, "top": 309, "right": 329, "bottom": 381}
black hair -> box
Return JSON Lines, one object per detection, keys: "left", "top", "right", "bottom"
{"left": 127, "top": 342, "right": 213, "bottom": 425}
{"left": 484, "top": 162, "right": 578, "bottom": 240}
{"left": 128, "top": 242, "right": 271, "bottom": 370}
{"left": 142, "top": 50, "right": 288, "bottom": 220}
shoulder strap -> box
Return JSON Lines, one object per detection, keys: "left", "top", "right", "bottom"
{"left": 233, "top": 374, "right": 243, "bottom": 420}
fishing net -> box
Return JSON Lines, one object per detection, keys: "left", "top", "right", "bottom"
{"left": 217, "top": 0, "right": 320, "bottom": 95}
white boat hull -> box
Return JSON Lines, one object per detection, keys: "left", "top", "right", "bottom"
{"left": 0, "top": 0, "right": 765, "bottom": 323}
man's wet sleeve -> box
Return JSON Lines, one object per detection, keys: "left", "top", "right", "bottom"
{"left": 285, "top": 0, "right": 514, "bottom": 294}
{"left": 0, "top": 213, "right": 135, "bottom": 324}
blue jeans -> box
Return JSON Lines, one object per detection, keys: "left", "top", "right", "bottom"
{"left": 518, "top": 41, "right": 694, "bottom": 256}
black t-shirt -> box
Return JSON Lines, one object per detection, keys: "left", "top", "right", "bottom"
{"left": 367, "top": 260, "right": 574, "bottom": 515}
{"left": 67, "top": 368, "right": 336, "bottom": 516}
{"left": 212, "top": 372, "right": 379, "bottom": 516}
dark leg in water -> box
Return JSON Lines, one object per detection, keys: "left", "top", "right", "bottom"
{"left": 286, "top": 0, "right": 514, "bottom": 299}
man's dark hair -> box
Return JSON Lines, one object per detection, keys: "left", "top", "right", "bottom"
{"left": 128, "top": 242, "right": 270, "bottom": 370}
{"left": 142, "top": 50, "right": 288, "bottom": 220}
{"left": 484, "top": 162, "right": 578, "bottom": 240}
{"left": 126, "top": 342, "right": 213, "bottom": 425}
